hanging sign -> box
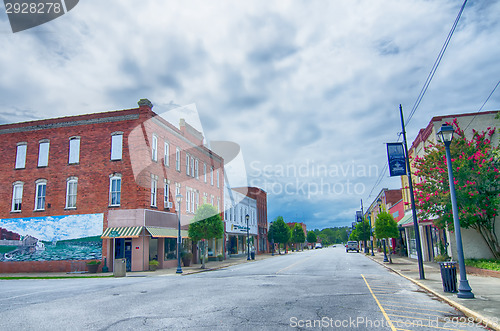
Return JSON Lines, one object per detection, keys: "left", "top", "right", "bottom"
{"left": 386, "top": 142, "right": 407, "bottom": 176}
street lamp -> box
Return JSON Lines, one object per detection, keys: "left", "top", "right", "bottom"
{"left": 176, "top": 194, "right": 183, "bottom": 274}
{"left": 246, "top": 214, "right": 250, "bottom": 260}
{"left": 437, "top": 124, "right": 474, "bottom": 299}
{"left": 368, "top": 212, "right": 374, "bottom": 256}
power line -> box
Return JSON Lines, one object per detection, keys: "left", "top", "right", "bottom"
{"left": 405, "top": 0, "right": 468, "bottom": 127}
{"left": 462, "top": 80, "right": 500, "bottom": 132}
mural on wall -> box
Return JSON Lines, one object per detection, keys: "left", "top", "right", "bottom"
{"left": 0, "top": 214, "right": 103, "bottom": 262}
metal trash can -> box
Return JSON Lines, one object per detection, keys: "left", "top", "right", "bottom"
{"left": 113, "top": 258, "right": 126, "bottom": 277}
{"left": 439, "top": 262, "right": 457, "bottom": 293}
{"left": 251, "top": 251, "right": 255, "bottom": 260}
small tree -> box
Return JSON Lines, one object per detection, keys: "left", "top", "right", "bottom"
{"left": 272, "top": 216, "right": 291, "bottom": 254}
{"left": 374, "top": 211, "right": 399, "bottom": 263}
{"left": 355, "top": 219, "right": 371, "bottom": 253}
{"left": 307, "top": 231, "right": 317, "bottom": 248}
{"left": 188, "top": 204, "right": 224, "bottom": 269}
{"left": 291, "top": 224, "right": 306, "bottom": 251}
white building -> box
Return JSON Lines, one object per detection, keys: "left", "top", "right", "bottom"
{"left": 224, "top": 187, "right": 257, "bottom": 256}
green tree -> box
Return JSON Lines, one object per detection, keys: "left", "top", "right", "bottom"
{"left": 374, "top": 211, "right": 399, "bottom": 263}
{"left": 272, "top": 216, "right": 291, "bottom": 254}
{"left": 291, "top": 224, "right": 306, "bottom": 250}
{"left": 413, "top": 119, "right": 500, "bottom": 259}
{"left": 188, "top": 204, "right": 224, "bottom": 268}
{"left": 307, "top": 231, "right": 317, "bottom": 246}
{"left": 355, "top": 219, "right": 371, "bottom": 253}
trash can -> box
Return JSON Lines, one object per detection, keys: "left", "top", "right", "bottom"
{"left": 113, "top": 258, "right": 126, "bottom": 277}
{"left": 439, "top": 262, "right": 457, "bottom": 293}
{"left": 251, "top": 251, "right": 255, "bottom": 260}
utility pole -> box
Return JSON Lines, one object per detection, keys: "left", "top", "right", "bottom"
{"left": 400, "top": 104, "right": 425, "bottom": 280}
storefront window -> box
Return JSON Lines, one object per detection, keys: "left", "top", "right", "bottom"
{"left": 164, "top": 238, "right": 177, "bottom": 260}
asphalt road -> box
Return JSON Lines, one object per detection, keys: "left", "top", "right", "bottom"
{"left": 0, "top": 247, "right": 487, "bottom": 330}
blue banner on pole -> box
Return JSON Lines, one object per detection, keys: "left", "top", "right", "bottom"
{"left": 386, "top": 142, "right": 406, "bottom": 177}
{"left": 356, "top": 211, "right": 363, "bottom": 222}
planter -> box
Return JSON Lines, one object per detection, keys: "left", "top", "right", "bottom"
{"left": 149, "top": 265, "right": 158, "bottom": 271}
{"left": 87, "top": 264, "right": 99, "bottom": 273}
{"left": 182, "top": 257, "right": 191, "bottom": 267}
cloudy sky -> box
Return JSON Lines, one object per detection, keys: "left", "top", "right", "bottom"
{"left": 1, "top": 1, "right": 499, "bottom": 230}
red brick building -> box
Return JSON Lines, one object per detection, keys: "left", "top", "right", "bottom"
{"left": 232, "top": 187, "right": 268, "bottom": 253}
{"left": 0, "top": 99, "right": 224, "bottom": 272}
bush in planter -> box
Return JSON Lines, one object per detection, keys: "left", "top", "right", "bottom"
{"left": 217, "top": 254, "right": 224, "bottom": 261}
{"left": 149, "top": 260, "right": 159, "bottom": 271}
{"left": 87, "top": 260, "right": 101, "bottom": 273}
{"left": 181, "top": 252, "right": 193, "bottom": 267}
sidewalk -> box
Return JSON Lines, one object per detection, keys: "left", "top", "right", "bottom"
{"left": 0, "top": 253, "right": 275, "bottom": 279}
{"left": 366, "top": 252, "right": 500, "bottom": 331}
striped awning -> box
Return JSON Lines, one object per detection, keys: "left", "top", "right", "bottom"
{"left": 146, "top": 227, "right": 189, "bottom": 238}
{"left": 398, "top": 213, "right": 414, "bottom": 227}
{"left": 101, "top": 226, "right": 143, "bottom": 239}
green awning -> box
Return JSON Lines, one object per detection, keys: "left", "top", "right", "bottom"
{"left": 398, "top": 213, "right": 415, "bottom": 227}
{"left": 101, "top": 226, "right": 143, "bottom": 239}
{"left": 146, "top": 227, "right": 189, "bottom": 238}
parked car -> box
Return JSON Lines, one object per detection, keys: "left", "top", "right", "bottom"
{"left": 314, "top": 243, "right": 323, "bottom": 249}
{"left": 346, "top": 241, "right": 359, "bottom": 253}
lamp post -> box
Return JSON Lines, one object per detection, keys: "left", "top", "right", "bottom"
{"left": 176, "top": 194, "right": 183, "bottom": 274}
{"left": 437, "top": 124, "right": 474, "bottom": 299}
{"left": 246, "top": 214, "right": 250, "bottom": 260}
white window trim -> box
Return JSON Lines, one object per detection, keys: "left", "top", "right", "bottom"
{"left": 65, "top": 177, "right": 78, "bottom": 209}
{"left": 186, "top": 188, "right": 190, "bottom": 212}
{"left": 68, "top": 137, "right": 81, "bottom": 164}
{"left": 164, "top": 179, "right": 170, "bottom": 208}
{"left": 152, "top": 134, "right": 158, "bottom": 162}
{"left": 34, "top": 179, "right": 47, "bottom": 211}
{"left": 186, "top": 154, "right": 190, "bottom": 175}
{"left": 37, "top": 140, "right": 50, "bottom": 167}
{"left": 11, "top": 181, "right": 24, "bottom": 212}
{"left": 190, "top": 157, "right": 194, "bottom": 178}
{"left": 204, "top": 163, "right": 207, "bottom": 183}
{"left": 217, "top": 170, "right": 220, "bottom": 188}
{"left": 109, "top": 173, "right": 122, "bottom": 207}
{"left": 164, "top": 141, "right": 170, "bottom": 166}
{"left": 151, "top": 175, "right": 158, "bottom": 207}
{"left": 176, "top": 148, "right": 181, "bottom": 171}
{"left": 15, "top": 142, "right": 27, "bottom": 169}
{"left": 195, "top": 159, "right": 199, "bottom": 179}
{"left": 111, "top": 132, "right": 123, "bottom": 161}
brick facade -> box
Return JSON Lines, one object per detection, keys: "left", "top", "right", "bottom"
{"left": 0, "top": 99, "right": 224, "bottom": 272}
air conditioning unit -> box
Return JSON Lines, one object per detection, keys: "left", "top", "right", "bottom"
{"left": 166, "top": 202, "right": 173, "bottom": 209}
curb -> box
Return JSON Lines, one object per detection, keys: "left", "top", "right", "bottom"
{"left": 366, "top": 255, "right": 500, "bottom": 331}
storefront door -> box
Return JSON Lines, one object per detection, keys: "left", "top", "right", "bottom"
{"left": 115, "top": 239, "right": 132, "bottom": 272}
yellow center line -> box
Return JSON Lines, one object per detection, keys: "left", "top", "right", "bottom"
{"left": 275, "top": 255, "right": 314, "bottom": 274}
{"left": 362, "top": 274, "right": 397, "bottom": 331}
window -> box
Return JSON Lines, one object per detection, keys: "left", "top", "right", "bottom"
{"left": 217, "top": 197, "right": 220, "bottom": 212}
{"left": 152, "top": 134, "right": 158, "bottom": 162}
{"left": 186, "top": 154, "right": 190, "bottom": 175}
{"left": 68, "top": 137, "right": 80, "bottom": 164}
{"left": 211, "top": 195, "right": 214, "bottom": 206}
{"left": 164, "top": 180, "right": 170, "bottom": 208}
{"left": 176, "top": 148, "right": 181, "bottom": 171}
{"left": 65, "top": 177, "right": 78, "bottom": 209}
{"left": 164, "top": 142, "right": 170, "bottom": 166}
{"left": 217, "top": 170, "right": 220, "bottom": 188}
{"left": 111, "top": 133, "right": 123, "bottom": 160}
{"left": 191, "top": 191, "right": 195, "bottom": 212}
{"left": 195, "top": 159, "right": 199, "bottom": 179}
{"left": 211, "top": 167, "right": 214, "bottom": 186}
{"left": 11, "top": 181, "right": 23, "bottom": 212}
{"left": 195, "top": 191, "right": 199, "bottom": 211}
{"left": 191, "top": 157, "right": 195, "bottom": 177}
{"left": 109, "top": 174, "right": 121, "bottom": 206}
{"left": 38, "top": 140, "right": 50, "bottom": 167}
{"left": 186, "top": 188, "right": 190, "bottom": 212}
{"left": 34, "top": 179, "right": 47, "bottom": 211}
{"left": 151, "top": 175, "right": 158, "bottom": 207}
{"left": 15, "top": 143, "right": 27, "bottom": 169}
{"left": 204, "top": 163, "right": 207, "bottom": 182}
